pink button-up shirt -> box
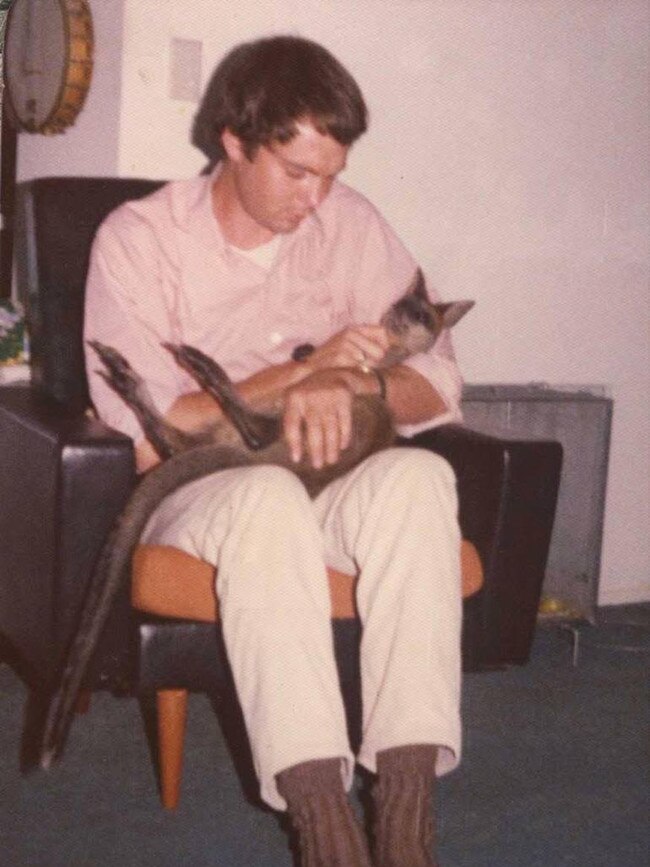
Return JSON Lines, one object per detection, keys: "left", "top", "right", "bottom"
{"left": 84, "top": 168, "right": 463, "bottom": 444}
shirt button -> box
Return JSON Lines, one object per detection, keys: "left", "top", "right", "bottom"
{"left": 269, "top": 331, "right": 283, "bottom": 346}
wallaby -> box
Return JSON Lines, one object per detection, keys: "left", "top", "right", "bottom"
{"left": 40, "top": 268, "right": 473, "bottom": 769}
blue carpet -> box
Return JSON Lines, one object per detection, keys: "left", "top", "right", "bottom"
{"left": 1, "top": 605, "right": 648, "bottom": 866}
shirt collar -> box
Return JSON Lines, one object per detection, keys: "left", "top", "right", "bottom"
{"left": 177, "top": 161, "right": 327, "bottom": 260}
{"left": 176, "top": 162, "right": 228, "bottom": 252}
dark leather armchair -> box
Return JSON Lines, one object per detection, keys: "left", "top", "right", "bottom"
{"left": 0, "top": 177, "right": 562, "bottom": 806}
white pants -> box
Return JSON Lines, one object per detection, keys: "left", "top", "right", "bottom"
{"left": 141, "top": 447, "right": 462, "bottom": 810}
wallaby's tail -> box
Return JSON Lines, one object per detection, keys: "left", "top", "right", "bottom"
{"left": 40, "top": 521, "right": 132, "bottom": 768}
{"left": 39, "top": 444, "right": 266, "bottom": 768}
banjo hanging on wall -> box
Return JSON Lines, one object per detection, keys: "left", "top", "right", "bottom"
{"left": 3, "top": 0, "right": 94, "bottom": 135}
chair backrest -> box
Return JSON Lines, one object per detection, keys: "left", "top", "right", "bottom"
{"left": 15, "top": 176, "right": 165, "bottom": 412}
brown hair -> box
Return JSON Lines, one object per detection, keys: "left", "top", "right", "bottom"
{"left": 192, "top": 35, "right": 368, "bottom": 163}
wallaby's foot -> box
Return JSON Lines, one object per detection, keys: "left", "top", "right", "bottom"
{"left": 89, "top": 340, "right": 195, "bottom": 459}
{"left": 89, "top": 340, "right": 148, "bottom": 408}
{"left": 164, "top": 343, "right": 281, "bottom": 451}
{"left": 163, "top": 343, "right": 232, "bottom": 393}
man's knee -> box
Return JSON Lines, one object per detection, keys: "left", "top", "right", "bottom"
{"left": 231, "top": 464, "right": 312, "bottom": 511}
{"left": 362, "top": 447, "right": 456, "bottom": 491}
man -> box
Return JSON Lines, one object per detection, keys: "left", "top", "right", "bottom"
{"left": 85, "top": 35, "right": 463, "bottom": 867}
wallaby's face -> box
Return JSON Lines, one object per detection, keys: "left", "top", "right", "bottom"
{"left": 380, "top": 268, "right": 474, "bottom": 361}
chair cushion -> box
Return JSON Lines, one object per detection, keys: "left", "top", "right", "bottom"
{"left": 131, "top": 540, "right": 483, "bottom": 622}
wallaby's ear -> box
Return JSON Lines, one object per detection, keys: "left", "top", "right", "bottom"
{"left": 434, "top": 300, "right": 475, "bottom": 329}
{"left": 407, "top": 267, "right": 428, "bottom": 299}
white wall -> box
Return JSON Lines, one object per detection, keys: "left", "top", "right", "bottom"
{"left": 16, "top": 0, "right": 650, "bottom": 605}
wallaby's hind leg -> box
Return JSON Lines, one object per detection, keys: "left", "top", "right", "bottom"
{"left": 163, "top": 343, "right": 280, "bottom": 451}
{"left": 88, "top": 341, "right": 195, "bottom": 460}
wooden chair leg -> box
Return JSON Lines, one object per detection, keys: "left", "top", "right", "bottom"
{"left": 157, "top": 688, "right": 188, "bottom": 810}
{"left": 75, "top": 690, "right": 91, "bottom": 715}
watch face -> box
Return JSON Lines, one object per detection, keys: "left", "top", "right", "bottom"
{"left": 3, "top": 0, "right": 93, "bottom": 134}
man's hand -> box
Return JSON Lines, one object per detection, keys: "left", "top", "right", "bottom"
{"left": 305, "top": 325, "right": 391, "bottom": 371}
{"left": 283, "top": 369, "right": 356, "bottom": 469}
{"left": 282, "top": 325, "right": 391, "bottom": 469}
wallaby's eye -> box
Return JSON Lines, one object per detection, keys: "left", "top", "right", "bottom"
{"left": 399, "top": 296, "right": 432, "bottom": 327}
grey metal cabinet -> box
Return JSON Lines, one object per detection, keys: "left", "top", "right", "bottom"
{"left": 462, "top": 385, "right": 613, "bottom": 620}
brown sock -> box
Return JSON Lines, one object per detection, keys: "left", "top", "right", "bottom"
{"left": 373, "top": 744, "right": 439, "bottom": 867}
{"left": 276, "top": 758, "right": 372, "bottom": 867}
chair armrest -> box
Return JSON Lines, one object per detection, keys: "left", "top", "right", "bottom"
{"left": 0, "top": 386, "right": 136, "bottom": 688}
{"left": 402, "top": 424, "right": 563, "bottom": 669}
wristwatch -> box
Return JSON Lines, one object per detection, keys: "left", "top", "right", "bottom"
{"left": 291, "top": 343, "right": 315, "bottom": 362}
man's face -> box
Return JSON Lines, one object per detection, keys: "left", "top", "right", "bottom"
{"left": 223, "top": 119, "right": 349, "bottom": 235}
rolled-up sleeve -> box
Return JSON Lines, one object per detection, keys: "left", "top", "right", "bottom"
{"left": 342, "top": 197, "right": 464, "bottom": 437}
{"left": 396, "top": 329, "right": 464, "bottom": 437}
{"left": 84, "top": 209, "right": 185, "bottom": 443}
